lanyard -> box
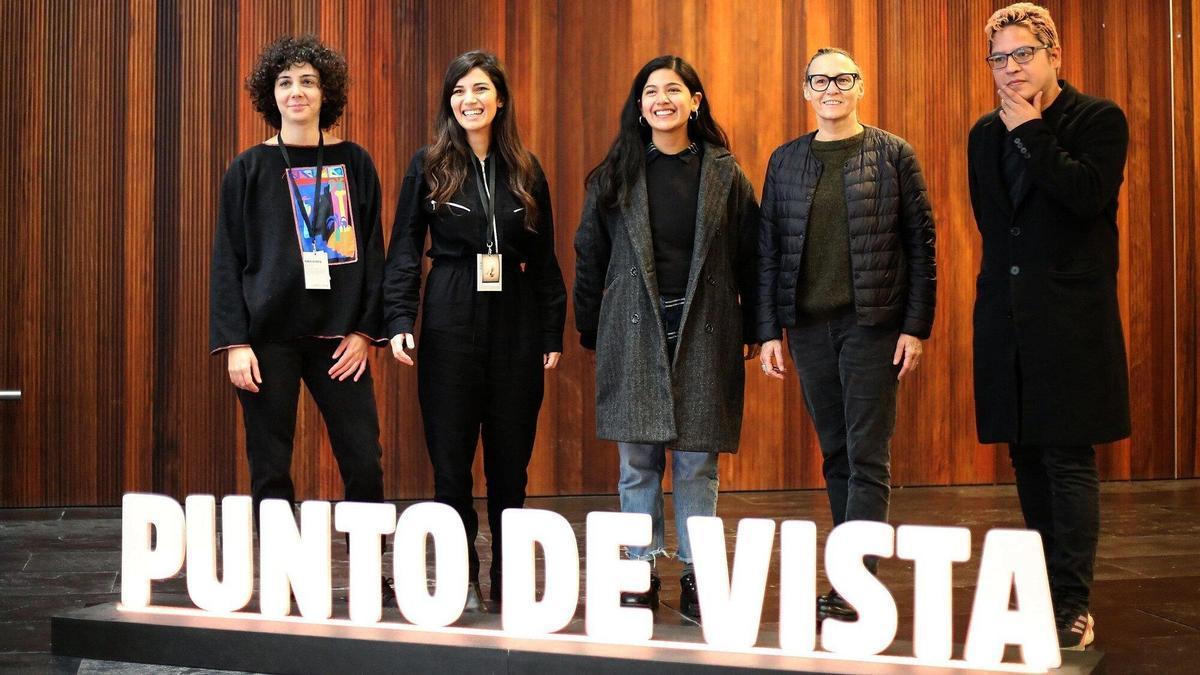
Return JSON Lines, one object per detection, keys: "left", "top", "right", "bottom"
{"left": 473, "top": 154, "right": 500, "bottom": 254}
{"left": 277, "top": 131, "right": 325, "bottom": 252}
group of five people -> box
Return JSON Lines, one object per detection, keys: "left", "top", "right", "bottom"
{"left": 209, "top": 2, "right": 1128, "bottom": 651}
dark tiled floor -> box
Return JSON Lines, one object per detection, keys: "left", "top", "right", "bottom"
{"left": 1, "top": 480, "right": 1197, "bottom": 673}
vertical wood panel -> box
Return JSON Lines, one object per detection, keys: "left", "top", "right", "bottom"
{"left": 1176, "top": 0, "right": 1200, "bottom": 478}
{"left": 0, "top": 0, "right": 1186, "bottom": 506}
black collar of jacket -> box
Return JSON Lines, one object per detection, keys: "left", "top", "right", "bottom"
{"left": 979, "top": 79, "right": 1078, "bottom": 133}
{"left": 789, "top": 125, "right": 882, "bottom": 182}
{"left": 793, "top": 124, "right": 883, "bottom": 153}
{"left": 974, "top": 79, "right": 1078, "bottom": 216}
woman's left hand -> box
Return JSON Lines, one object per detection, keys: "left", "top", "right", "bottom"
{"left": 544, "top": 352, "right": 561, "bottom": 369}
{"left": 330, "top": 333, "right": 370, "bottom": 381}
{"left": 893, "top": 333, "right": 923, "bottom": 381}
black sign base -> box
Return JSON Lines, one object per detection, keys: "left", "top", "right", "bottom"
{"left": 52, "top": 603, "right": 1103, "bottom": 674}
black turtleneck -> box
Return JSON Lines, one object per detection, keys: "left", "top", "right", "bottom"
{"left": 645, "top": 141, "right": 702, "bottom": 297}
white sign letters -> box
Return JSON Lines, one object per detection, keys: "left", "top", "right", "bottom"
{"left": 119, "top": 494, "right": 1061, "bottom": 670}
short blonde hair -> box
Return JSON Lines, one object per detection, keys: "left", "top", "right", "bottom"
{"left": 985, "top": 3, "right": 1059, "bottom": 48}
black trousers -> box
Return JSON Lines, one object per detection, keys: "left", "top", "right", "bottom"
{"left": 787, "top": 308, "right": 899, "bottom": 536}
{"left": 417, "top": 281, "right": 545, "bottom": 584}
{"left": 236, "top": 338, "right": 384, "bottom": 512}
{"left": 1009, "top": 443, "right": 1099, "bottom": 615}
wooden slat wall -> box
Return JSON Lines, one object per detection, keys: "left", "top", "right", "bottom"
{"left": 0, "top": 0, "right": 1188, "bottom": 507}
{"left": 1176, "top": 0, "right": 1200, "bottom": 479}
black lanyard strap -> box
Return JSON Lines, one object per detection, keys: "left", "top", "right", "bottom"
{"left": 473, "top": 154, "right": 499, "bottom": 253}
{"left": 278, "top": 131, "right": 325, "bottom": 252}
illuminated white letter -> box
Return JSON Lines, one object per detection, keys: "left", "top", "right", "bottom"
{"left": 896, "top": 525, "right": 971, "bottom": 660}
{"left": 259, "top": 500, "right": 332, "bottom": 619}
{"left": 121, "top": 493, "right": 185, "bottom": 609}
{"left": 964, "top": 529, "right": 1060, "bottom": 669}
{"left": 821, "top": 521, "right": 897, "bottom": 655}
{"left": 778, "top": 520, "right": 818, "bottom": 653}
{"left": 501, "top": 508, "right": 579, "bottom": 635}
{"left": 585, "top": 511, "right": 653, "bottom": 642}
{"left": 393, "top": 502, "right": 468, "bottom": 627}
{"left": 335, "top": 501, "right": 398, "bottom": 624}
{"left": 185, "top": 495, "right": 253, "bottom": 613}
{"left": 689, "top": 516, "right": 776, "bottom": 649}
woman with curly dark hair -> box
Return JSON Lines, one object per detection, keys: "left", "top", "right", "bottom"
{"left": 383, "top": 50, "right": 566, "bottom": 612}
{"left": 210, "top": 34, "right": 391, "bottom": 604}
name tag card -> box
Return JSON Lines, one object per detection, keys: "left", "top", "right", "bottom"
{"left": 303, "top": 251, "right": 331, "bottom": 290}
{"left": 477, "top": 253, "right": 502, "bottom": 292}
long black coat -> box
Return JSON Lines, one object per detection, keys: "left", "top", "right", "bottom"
{"left": 573, "top": 144, "right": 759, "bottom": 452}
{"left": 967, "top": 81, "right": 1131, "bottom": 446}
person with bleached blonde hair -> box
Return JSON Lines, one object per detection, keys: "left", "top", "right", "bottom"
{"left": 968, "top": 3, "right": 1130, "bottom": 651}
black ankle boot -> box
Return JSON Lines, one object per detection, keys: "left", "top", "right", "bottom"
{"left": 464, "top": 581, "right": 487, "bottom": 613}
{"left": 817, "top": 588, "right": 858, "bottom": 622}
{"left": 620, "top": 572, "right": 661, "bottom": 609}
{"left": 679, "top": 572, "right": 701, "bottom": 619}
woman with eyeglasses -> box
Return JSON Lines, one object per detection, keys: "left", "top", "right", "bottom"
{"left": 755, "top": 47, "right": 937, "bottom": 623}
{"left": 574, "top": 55, "right": 760, "bottom": 619}
{"left": 383, "top": 50, "right": 566, "bottom": 612}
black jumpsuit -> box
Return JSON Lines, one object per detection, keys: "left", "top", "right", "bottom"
{"left": 383, "top": 148, "right": 566, "bottom": 585}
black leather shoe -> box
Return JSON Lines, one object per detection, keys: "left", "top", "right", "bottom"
{"left": 620, "top": 572, "right": 661, "bottom": 609}
{"left": 817, "top": 589, "right": 858, "bottom": 622}
{"left": 679, "top": 572, "right": 701, "bottom": 619}
{"left": 381, "top": 576, "right": 396, "bottom": 605}
{"left": 464, "top": 581, "right": 487, "bottom": 613}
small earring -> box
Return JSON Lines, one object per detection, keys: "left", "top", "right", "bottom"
{"left": 689, "top": 110, "right": 698, "bottom": 121}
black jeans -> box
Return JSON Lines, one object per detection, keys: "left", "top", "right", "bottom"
{"left": 1009, "top": 444, "right": 1099, "bottom": 614}
{"left": 787, "top": 308, "right": 899, "bottom": 538}
{"left": 236, "top": 338, "right": 385, "bottom": 512}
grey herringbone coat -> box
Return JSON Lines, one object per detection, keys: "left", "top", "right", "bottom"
{"left": 573, "top": 144, "right": 759, "bottom": 452}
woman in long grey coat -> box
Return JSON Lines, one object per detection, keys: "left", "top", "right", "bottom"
{"left": 573, "top": 55, "right": 759, "bottom": 620}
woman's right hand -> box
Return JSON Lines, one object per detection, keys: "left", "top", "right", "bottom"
{"left": 759, "top": 339, "right": 786, "bottom": 380}
{"left": 391, "top": 333, "right": 415, "bottom": 366}
{"left": 227, "top": 346, "right": 262, "bottom": 392}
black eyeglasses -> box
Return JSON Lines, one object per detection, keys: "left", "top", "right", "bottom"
{"left": 985, "top": 45, "right": 1052, "bottom": 70}
{"left": 806, "top": 72, "right": 860, "bottom": 92}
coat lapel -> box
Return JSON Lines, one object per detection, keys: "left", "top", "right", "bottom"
{"left": 976, "top": 114, "right": 1014, "bottom": 220}
{"left": 675, "top": 145, "right": 734, "bottom": 361}
{"left": 622, "top": 170, "right": 664, "bottom": 328}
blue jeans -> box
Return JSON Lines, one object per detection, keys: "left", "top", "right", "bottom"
{"left": 617, "top": 442, "right": 719, "bottom": 564}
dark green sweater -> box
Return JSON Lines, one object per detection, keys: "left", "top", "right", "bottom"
{"left": 796, "top": 132, "right": 863, "bottom": 317}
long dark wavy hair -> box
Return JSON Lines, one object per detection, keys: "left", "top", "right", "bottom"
{"left": 587, "top": 55, "right": 729, "bottom": 210}
{"left": 425, "top": 51, "right": 539, "bottom": 233}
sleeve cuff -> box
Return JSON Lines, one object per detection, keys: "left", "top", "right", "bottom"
{"left": 210, "top": 343, "right": 250, "bottom": 356}
{"left": 386, "top": 318, "right": 415, "bottom": 339}
{"left": 900, "top": 318, "right": 932, "bottom": 340}
{"left": 542, "top": 333, "right": 564, "bottom": 354}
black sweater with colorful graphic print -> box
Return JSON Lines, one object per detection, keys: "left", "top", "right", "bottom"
{"left": 210, "top": 140, "right": 386, "bottom": 352}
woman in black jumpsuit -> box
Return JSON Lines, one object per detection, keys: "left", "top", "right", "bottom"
{"left": 383, "top": 51, "right": 566, "bottom": 610}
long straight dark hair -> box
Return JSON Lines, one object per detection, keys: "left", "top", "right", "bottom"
{"left": 425, "top": 50, "right": 539, "bottom": 232}
{"left": 587, "top": 55, "right": 729, "bottom": 210}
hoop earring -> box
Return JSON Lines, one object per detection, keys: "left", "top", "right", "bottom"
{"left": 638, "top": 116, "right": 647, "bottom": 127}
{"left": 689, "top": 110, "right": 698, "bottom": 121}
